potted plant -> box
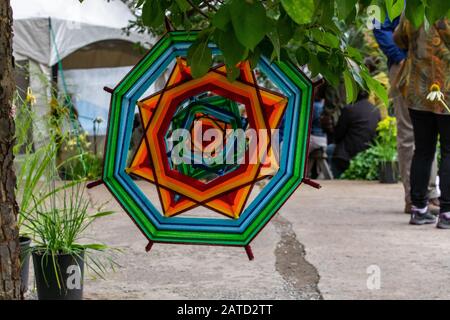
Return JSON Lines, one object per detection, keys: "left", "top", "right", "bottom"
{"left": 23, "top": 180, "right": 114, "bottom": 300}
{"left": 13, "top": 87, "right": 97, "bottom": 297}
{"left": 373, "top": 116, "right": 398, "bottom": 184}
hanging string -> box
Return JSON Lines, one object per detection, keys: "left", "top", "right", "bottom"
{"left": 48, "top": 17, "right": 87, "bottom": 176}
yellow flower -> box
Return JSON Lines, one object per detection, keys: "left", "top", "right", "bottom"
{"left": 430, "top": 83, "right": 441, "bottom": 92}
{"left": 377, "top": 116, "right": 397, "bottom": 134}
{"left": 26, "top": 87, "right": 36, "bottom": 105}
{"left": 67, "top": 139, "right": 77, "bottom": 147}
{"left": 426, "top": 83, "right": 450, "bottom": 113}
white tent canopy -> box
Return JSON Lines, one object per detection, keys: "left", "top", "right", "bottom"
{"left": 12, "top": 0, "right": 151, "bottom": 66}
{"left": 11, "top": 0, "right": 156, "bottom": 144}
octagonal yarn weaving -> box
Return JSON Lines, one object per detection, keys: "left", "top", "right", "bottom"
{"left": 101, "top": 32, "right": 315, "bottom": 247}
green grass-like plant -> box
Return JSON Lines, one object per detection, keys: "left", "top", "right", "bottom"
{"left": 24, "top": 181, "right": 116, "bottom": 288}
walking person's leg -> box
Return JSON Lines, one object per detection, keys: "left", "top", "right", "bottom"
{"left": 436, "top": 115, "right": 450, "bottom": 228}
{"left": 390, "top": 65, "right": 415, "bottom": 211}
{"left": 428, "top": 156, "right": 441, "bottom": 212}
{"left": 389, "top": 65, "right": 440, "bottom": 213}
{"left": 393, "top": 90, "right": 415, "bottom": 209}
{"left": 409, "top": 109, "right": 438, "bottom": 225}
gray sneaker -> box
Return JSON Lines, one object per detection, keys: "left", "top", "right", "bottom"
{"left": 410, "top": 210, "right": 436, "bottom": 225}
{"left": 437, "top": 214, "right": 450, "bottom": 229}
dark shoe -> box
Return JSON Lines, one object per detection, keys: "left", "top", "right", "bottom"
{"left": 410, "top": 209, "right": 436, "bottom": 225}
{"left": 429, "top": 198, "right": 440, "bottom": 216}
{"left": 437, "top": 214, "right": 450, "bottom": 229}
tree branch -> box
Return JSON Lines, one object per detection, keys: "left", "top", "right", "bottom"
{"left": 186, "top": 0, "right": 210, "bottom": 19}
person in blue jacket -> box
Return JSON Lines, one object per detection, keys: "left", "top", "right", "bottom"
{"left": 373, "top": 17, "right": 440, "bottom": 214}
{"left": 373, "top": 18, "right": 406, "bottom": 68}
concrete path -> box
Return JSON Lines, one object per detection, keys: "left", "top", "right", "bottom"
{"left": 81, "top": 182, "right": 321, "bottom": 300}
{"left": 282, "top": 180, "right": 450, "bottom": 300}
{"left": 27, "top": 180, "right": 450, "bottom": 299}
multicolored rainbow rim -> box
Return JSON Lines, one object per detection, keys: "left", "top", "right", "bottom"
{"left": 101, "top": 31, "right": 316, "bottom": 247}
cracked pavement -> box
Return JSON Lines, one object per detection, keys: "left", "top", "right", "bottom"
{"left": 25, "top": 180, "right": 450, "bottom": 299}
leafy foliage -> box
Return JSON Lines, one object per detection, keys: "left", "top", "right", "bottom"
{"left": 123, "top": 0, "right": 450, "bottom": 104}
{"left": 373, "top": 115, "right": 397, "bottom": 162}
{"left": 59, "top": 152, "right": 103, "bottom": 181}
{"left": 13, "top": 84, "right": 103, "bottom": 236}
{"left": 59, "top": 131, "right": 103, "bottom": 181}
{"left": 341, "top": 147, "right": 381, "bottom": 181}
{"left": 24, "top": 182, "right": 113, "bottom": 256}
{"left": 342, "top": 116, "right": 397, "bottom": 180}
{"left": 14, "top": 92, "right": 54, "bottom": 229}
{"left": 24, "top": 181, "right": 118, "bottom": 285}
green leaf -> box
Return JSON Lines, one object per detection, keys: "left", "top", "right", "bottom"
{"left": 308, "top": 53, "right": 321, "bottom": 77}
{"left": 142, "top": 0, "right": 165, "bottom": 28}
{"left": 343, "top": 70, "right": 358, "bottom": 103}
{"left": 314, "top": 52, "right": 340, "bottom": 86}
{"left": 405, "top": 0, "right": 425, "bottom": 29}
{"left": 293, "top": 28, "right": 307, "bottom": 45}
{"left": 226, "top": 64, "right": 241, "bottom": 82}
{"left": 425, "top": 0, "right": 450, "bottom": 24}
{"left": 281, "top": 0, "right": 315, "bottom": 25}
{"left": 175, "top": 0, "right": 191, "bottom": 12}
{"left": 214, "top": 28, "right": 248, "bottom": 66}
{"left": 267, "top": 20, "right": 281, "bottom": 60}
{"left": 248, "top": 47, "right": 262, "bottom": 69}
{"left": 361, "top": 70, "right": 389, "bottom": 107}
{"left": 349, "top": 60, "right": 365, "bottom": 89}
{"left": 82, "top": 243, "right": 109, "bottom": 251}
{"left": 279, "top": 48, "right": 291, "bottom": 63}
{"left": 229, "top": 0, "right": 268, "bottom": 50}
{"left": 337, "top": 0, "right": 358, "bottom": 20}
{"left": 277, "top": 11, "right": 296, "bottom": 45}
{"left": 295, "top": 47, "right": 310, "bottom": 66}
{"left": 212, "top": 4, "right": 231, "bottom": 31}
{"left": 91, "top": 211, "right": 115, "bottom": 219}
{"left": 346, "top": 46, "right": 363, "bottom": 62}
{"left": 187, "top": 38, "right": 213, "bottom": 78}
{"left": 258, "top": 37, "right": 275, "bottom": 60}
{"left": 316, "top": 0, "right": 335, "bottom": 26}
{"left": 310, "top": 29, "right": 340, "bottom": 48}
{"left": 385, "top": 0, "right": 405, "bottom": 22}
{"left": 328, "top": 49, "right": 346, "bottom": 73}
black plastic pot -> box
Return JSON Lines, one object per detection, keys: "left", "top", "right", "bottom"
{"left": 32, "top": 251, "right": 85, "bottom": 300}
{"left": 19, "top": 237, "right": 32, "bottom": 297}
{"left": 379, "top": 161, "right": 398, "bottom": 184}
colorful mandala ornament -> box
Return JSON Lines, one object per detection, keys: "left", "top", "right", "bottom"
{"left": 93, "top": 32, "right": 319, "bottom": 254}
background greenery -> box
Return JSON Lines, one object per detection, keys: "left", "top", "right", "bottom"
{"left": 79, "top": 0, "right": 450, "bottom": 181}
{"left": 342, "top": 116, "right": 398, "bottom": 180}
{"left": 115, "top": 0, "right": 450, "bottom": 105}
